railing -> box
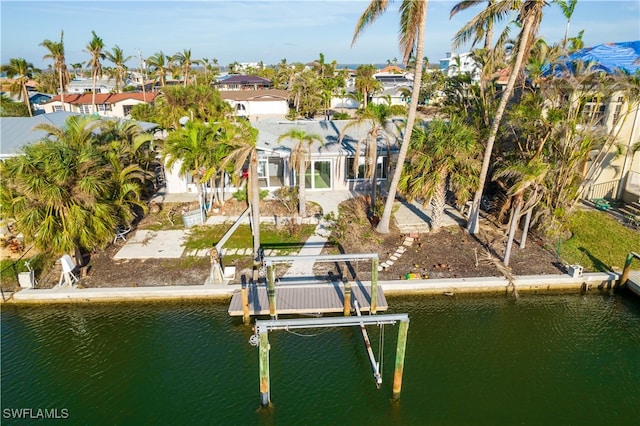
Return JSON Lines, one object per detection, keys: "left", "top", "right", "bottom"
{"left": 587, "top": 179, "right": 620, "bottom": 200}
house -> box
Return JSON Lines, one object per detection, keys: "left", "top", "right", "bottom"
{"left": 542, "top": 41, "right": 640, "bottom": 203}
{"left": 67, "top": 77, "right": 118, "bottom": 94}
{"left": 0, "top": 111, "right": 159, "bottom": 161}
{"left": 215, "top": 75, "right": 272, "bottom": 91}
{"left": 163, "top": 119, "right": 404, "bottom": 196}
{"left": 219, "top": 89, "right": 290, "bottom": 121}
{"left": 439, "top": 52, "right": 480, "bottom": 82}
{"left": 43, "top": 92, "right": 160, "bottom": 118}
{"left": 0, "top": 90, "right": 52, "bottom": 113}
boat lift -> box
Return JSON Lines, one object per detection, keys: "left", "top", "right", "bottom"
{"left": 252, "top": 312, "right": 410, "bottom": 407}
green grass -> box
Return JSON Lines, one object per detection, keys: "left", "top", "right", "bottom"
{"left": 184, "top": 223, "right": 317, "bottom": 254}
{"left": 560, "top": 210, "right": 640, "bottom": 272}
{"left": 0, "top": 253, "right": 53, "bottom": 290}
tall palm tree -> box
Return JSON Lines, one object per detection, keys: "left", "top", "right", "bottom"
{"left": 105, "top": 45, "right": 132, "bottom": 93}
{"left": 146, "top": 51, "right": 169, "bottom": 88}
{"left": 40, "top": 31, "right": 70, "bottom": 111}
{"left": 462, "top": 0, "right": 549, "bottom": 235}
{"left": 399, "top": 118, "right": 480, "bottom": 229}
{"left": 450, "top": 0, "right": 497, "bottom": 51}
{"left": 553, "top": 0, "right": 578, "bottom": 50}
{"left": 172, "top": 49, "right": 201, "bottom": 87}
{"left": 277, "top": 129, "right": 324, "bottom": 217}
{"left": 223, "top": 120, "right": 261, "bottom": 263}
{"left": 70, "top": 62, "right": 84, "bottom": 79}
{"left": 1, "top": 58, "right": 36, "bottom": 117}
{"left": 341, "top": 103, "right": 405, "bottom": 211}
{"left": 84, "top": 30, "right": 106, "bottom": 114}
{"left": 352, "top": 0, "right": 429, "bottom": 234}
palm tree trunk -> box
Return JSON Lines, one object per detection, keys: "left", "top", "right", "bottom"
{"left": 250, "top": 153, "right": 261, "bottom": 264}
{"left": 299, "top": 157, "right": 306, "bottom": 218}
{"left": 504, "top": 195, "right": 523, "bottom": 266}
{"left": 466, "top": 14, "right": 536, "bottom": 235}
{"left": 59, "top": 69, "right": 66, "bottom": 112}
{"left": 22, "top": 84, "right": 32, "bottom": 117}
{"left": 431, "top": 180, "right": 447, "bottom": 229}
{"left": 376, "top": 1, "right": 428, "bottom": 234}
{"left": 92, "top": 72, "right": 97, "bottom": 114}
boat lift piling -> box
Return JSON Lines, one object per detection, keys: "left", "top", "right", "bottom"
{"left": 254, "top": 313, "right": 410, "bottom": 407}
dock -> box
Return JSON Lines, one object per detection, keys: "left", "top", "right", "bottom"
{"left": 627, "top": 271, "right": 640, "bottom": 297}
{"left": 228, "top": 282, "right": 387, "bottom": 316}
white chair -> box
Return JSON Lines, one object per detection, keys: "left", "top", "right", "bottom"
{"left": 58, "top": 254, "right": 78, "bottom": 286}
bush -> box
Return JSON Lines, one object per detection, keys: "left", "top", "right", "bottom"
{"left": 273, "top": 187, "right": 299, "bottom": 214}
{"left": 332, "top": 112, "right": 350, "bottom": 120}
{"left": 232, "top": 187, "right": 269, "bottom": 202}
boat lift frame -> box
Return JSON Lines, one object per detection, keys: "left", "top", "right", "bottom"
{"left": 254, "top": 313, "right": 409, "bottom": 407}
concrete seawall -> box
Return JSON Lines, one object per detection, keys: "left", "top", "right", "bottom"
{"left": 3, "top": 272, "right": 620, "bottom": 305}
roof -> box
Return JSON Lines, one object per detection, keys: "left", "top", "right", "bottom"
{"left": 216, "top": 75, "right": 271, "bottom": 85}
{"left": 47, "top": 92, "right": 160, "bottom": 105}
{"left": 542, "top": 40, "right": 640, "bottom": 76}
{"left": 0, "top": 112, "right": 158, "bottom": 158}
{"left": 252, "top": 119, "right": 404, "bottom": 157}
{"left": 378, "top": 65, "right": 404, "bottom": 74}
{"left": 219, "top": 89, "right": 289, "bottom": 102}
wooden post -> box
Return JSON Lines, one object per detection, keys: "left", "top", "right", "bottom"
{"left": 392, "top": 320, "right": 409, "bottom": 400}
{"left": 241, "top": 284, "right": 250, "bottom": 324}
{"left": 371, "top": 257, "right": 378, "bottom": 314}
{"left": 259, "top": 331, "right": 270, "bottom": 407}
{"left": 267, "top": 264, "right": 277, "bottom": 319}
{"left": 618, "top": 252, "right": 639, "bottom": 288}
{"left": 343, "top": 281, "right": 351, "bottom": 316}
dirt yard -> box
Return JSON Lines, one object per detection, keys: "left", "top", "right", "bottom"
{"left": 4, "top": 197, "right": 564, "bottom": 291}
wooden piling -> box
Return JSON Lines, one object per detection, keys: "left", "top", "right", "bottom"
{"left": 371, "top": 258, "right": 378, "bottom": 314}
{"left": 259, "top": 331, "right": 270, "bottom": 407}
{"left": 241, "top": 284, "right": 250, "bottom": 324}
{"left": 267, "top": 264, "right": 277, "bottom": 319}
{"left": 617, "top": 252, "right": 639, "bottom": 288}
{"left": 343, "top": 282, "right": 351, "bottom": 316}
{"left": 392, "top": 320, "right": 409, "bottom": 400}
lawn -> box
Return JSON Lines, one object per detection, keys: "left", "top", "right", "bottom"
{"left": 560, "top": 210, "right": 640, "bottom": 272}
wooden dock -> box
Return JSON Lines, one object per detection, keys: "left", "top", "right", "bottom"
{"left": 228, "top": 283, "right": 387, "bottom": 316}
{"left": 626, "top": 271, "right": 640, "bottom": 297}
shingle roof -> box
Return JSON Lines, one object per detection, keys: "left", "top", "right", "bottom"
{"left": 0, "top": 112, "right": 158, "bottom": 158}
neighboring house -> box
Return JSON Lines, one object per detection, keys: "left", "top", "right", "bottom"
{"left": 0, "top": 90, "right": 52, "bottom": 113}
{"left": 215, "top": 75, "right": 272, "bottom": 91}
{"left": 67, "top": 77, "right": 118, "bottom": 94}
{"left": 543, "top": 41, "right": 640, "bottom": 203}
{"left": 219, "top": 89, "right": 290, "bottom": 121}
{"left": 163, "top": 119, "right": 404, "bottom": 196}
{"left": 0, "top": 111, "right": 159, "bottom": 161}
{"left": 439, "top": 52, "right": 480, "bottom": 82}
{"left": 43, "top": 92, "right": 160, "bottom": 118}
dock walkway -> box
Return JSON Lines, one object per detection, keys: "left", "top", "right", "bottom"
{"left": 627, "top": 271, "right": 640, "bottom": 296}
{"left": 228, "top": 282, "right": 387, "bottom": 316}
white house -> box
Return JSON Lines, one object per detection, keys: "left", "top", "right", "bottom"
{"left": 439, "top": 52, "right": 480, "bottom": 82}
{"left": 219, "top": 89, "right": 289, "bottom": 121}
{"left": 67, "top": 77, "right": 118, "bottom": 94}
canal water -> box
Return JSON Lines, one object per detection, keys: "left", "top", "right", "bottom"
{"left": 2, "top": 292, "right": 639, "bottom": 425}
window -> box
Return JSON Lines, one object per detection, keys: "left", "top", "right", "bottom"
{"left": 79, "top": 104, "right": 92, "bottom": 114}
{"left": 97, "top": 103, "right": 110, "bottom": 112}
{"left": 123, "top": 105, "right": 133, "bottom": 116}
{"left": 581, "top": 101, "right": 606, "bottom": 126}
{"left": 53, "top": 105, "right": 63, "bottom": 112}
{"left": 346, "top": 156, "right": 388, "bottom": 180}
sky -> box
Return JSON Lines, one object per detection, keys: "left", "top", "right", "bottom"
{"left": 1, "top": 0, "right": 639, "bottom": 70}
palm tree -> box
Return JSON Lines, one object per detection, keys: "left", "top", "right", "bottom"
{"left": 0, "top": 115, "right": 120, "bottom": 265}
{"left": 105, "top": 45, "right": 132, "bottom": 93}
{"left": 354, "top": 64, "right": 380, "bottom": 109}
{"left": 553, "top": 0, "right": 578, "bottom": 50}
{"left": 399, "top": 118, "right": 480, "bottom": 229}
{"left": 146, "top": 51, "right": 169, "bottom": 88}
{"left": 40, "top": 31, "right": 70, "bottom": 111}
{"left": 450, "top": 0, "right": 497, "bottom": 51}
{"left": 223, "top": 120, "right": 261, "bottom": 264}
{"left": 461, "top": 0, "right": 549, "bottom": 235}
{"left": 351, "top": 0, "right": 429, "bottom": 234}
{"left": 70, "top": 62, "right": 84, "bottom": 79}
{"left": 277, "top": 129, "right": 324, "bottom": 217}
{"left": 1, "top": 58, "right": 36, "bottom": 117}
{"left": 341, "top": 103, "right": 405, "bottom": 212}
{"left": 172, "top": 49, "right": 201, "bottom": 86}
{"left": 84, "top": 30, "right": 106, "bottom": 114}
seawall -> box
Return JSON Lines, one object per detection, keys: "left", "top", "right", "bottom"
{"left": 2, "top": 272, "right": 621, "bottom": 305}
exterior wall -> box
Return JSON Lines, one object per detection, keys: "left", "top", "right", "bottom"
{"left": 164, "top": 160, "right": 198, "bottom": 194}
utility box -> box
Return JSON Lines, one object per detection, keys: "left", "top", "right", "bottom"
{"left": 182, "top": 209, "right": 204, "bottom": 228}
{"left": 18, "top": 271, "right": 34, "bottom": 288}
{"left": 568, "top": 265, "right": 583, "bottom": 278}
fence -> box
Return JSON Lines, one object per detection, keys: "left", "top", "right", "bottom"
{"left": 587, "top": 179, "right": 620, "bottom": 200}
